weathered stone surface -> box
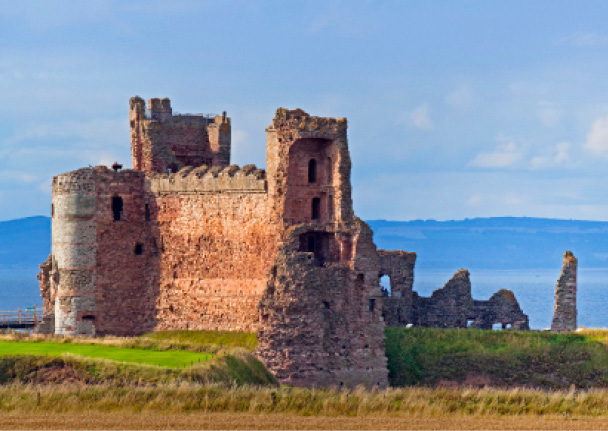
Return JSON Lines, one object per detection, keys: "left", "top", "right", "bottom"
{"left": 256, "top": 222, "right": 388, "bottom": 389}
{"left": 35, "top": 254, "right": 54, "bottom": 334}
{"left": 383, "top": 268, "right": 529, "bottom": 330}
{"left": 551, "top": 251, "right": 577, "bottom": 333}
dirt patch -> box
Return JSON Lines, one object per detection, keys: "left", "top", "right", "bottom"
{"left": 437, "top": 373, "right": 495, "bottom": 388}
{"left": 34, "top": 364, "right": 86, "bottom": 385}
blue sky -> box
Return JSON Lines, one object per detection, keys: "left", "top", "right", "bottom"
{"left": 3, "top": 1, "right": 608, "bottom": 221}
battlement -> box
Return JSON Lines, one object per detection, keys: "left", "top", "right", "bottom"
{"left": 269, "top": 108, "right": 347, "bottom": 137}
{"left": 147, "top": 164, "right": 266, "bottom": 195}
{"left": 130, "top": 96, "right": 231, "bottom": 172}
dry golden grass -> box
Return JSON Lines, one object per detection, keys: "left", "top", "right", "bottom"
{"left": 0, "top": 412, "right": 607, "bottom": 430}
{"left": 4, "top": 383, "right": 608, "bottom": 418}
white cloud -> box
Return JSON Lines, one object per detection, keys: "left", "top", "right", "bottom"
{"left": 468, "top": 140, "right": 524, "bottom": 169}
{"left": 530, "top": 142, "right": 571, "bottom": 169}
{"left": 446, "top": 86, "right": 477, "bottom": 110}
{"left": 585, "top": 114, "right": 608, "bottom": 158}
{"left": 407, "top": 103, "right": 433, "bottom": 130}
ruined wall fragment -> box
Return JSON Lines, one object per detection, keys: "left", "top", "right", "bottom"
{"left": 35, "top": 254, "right": 55, "bottom": 334}
{"left": 256, "top": 222, "right": 388, "bottom": 389}
{"left": 414, "top": 269, "right": 474, "bottom": 328}
{"left": 383, "top": 267, "right": 530, "bottom": 330}
{"left": 551, "top": 251, "right": 577, "bottom": 333}
{"left": 470, "top": 289, "right": 529, "bottom": 330}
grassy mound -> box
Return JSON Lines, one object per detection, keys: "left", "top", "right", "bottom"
{"left": 385, "top": 327, "right": 608, "bottom": 389}
{"left": 0, "top": 349, "right": 276, "bottom": 386}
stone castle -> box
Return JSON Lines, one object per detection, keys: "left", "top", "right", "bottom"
{"left": 38, "top": 97, "right": 530, "bottom": 388}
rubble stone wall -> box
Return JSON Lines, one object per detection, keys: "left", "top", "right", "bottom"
{"left": 383, "top": 269, "right": 529, "bottom": 330}
{"left": 551, "top": 251, "right": 577, "bottom": 333}
{"left": 256, "top": 222, "right": 388, "bottom": 388}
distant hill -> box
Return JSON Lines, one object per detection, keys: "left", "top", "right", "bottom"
{"left": 1, "top": 216, "right": 608, "bottom": 270}
{"left": 0, "top": 216, "right": 51, "bottom": 269}
{"left": 368, "top": 217, "right": 608, "bottom": 269}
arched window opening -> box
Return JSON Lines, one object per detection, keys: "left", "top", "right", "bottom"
{"left": 380, "top": 274, "right": 391, "bottom": 297}
{"left": 311, "top": 197, "right": 320, "bottom": 220}
{"left": 308, "top": 159, "right": 317, "bottom": 183}
{"left": 112, "top": 196, "right": 123, "bottom": 221}
{"left": 134, "top": 243, "right": 144, "bottom": 255}
{"left": 307, "top": 236, "right": 315, "bottom": 253}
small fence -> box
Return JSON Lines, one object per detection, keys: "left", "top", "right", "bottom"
{"left": 0, "top": 308, "right": 44, "bottom": 329}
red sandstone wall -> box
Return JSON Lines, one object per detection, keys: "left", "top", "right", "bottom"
{"left": 284, "top": 138, "right": 337, "bottom": 225}
{"left": 93, "top": 170, "right": 156, "bottom": 336}
{"left": 152, "top": 192, "right": 279, "bottom": 332}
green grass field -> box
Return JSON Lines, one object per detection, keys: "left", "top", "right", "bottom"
{"left": 0, "top": 340, "right": 211, "bottom": 368}
{"left": 385, "top": 327, "right": 608, "bottom": 388}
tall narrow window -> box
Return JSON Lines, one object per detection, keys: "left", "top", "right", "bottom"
{"left": 326, "top": 157, "right": 332, "bottom": 183}
{"left": 311, "top": 197, "right": 320, "bottom": 220}
{"left": 112, "top": 196, "right": 123, "bottom": 221}
{"left": 308, "top": 159, "right": 317, "bottom": 183}
{"left": 144, "top": 204, "right": 150, "bottom": 221}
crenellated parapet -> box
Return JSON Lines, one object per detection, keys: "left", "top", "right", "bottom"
{"left": 147, "top": 164, "right": 267, "bottom": 195}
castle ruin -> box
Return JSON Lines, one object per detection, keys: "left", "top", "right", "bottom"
{"left": 38, "top": 97, "right": 530, "bottom": 388}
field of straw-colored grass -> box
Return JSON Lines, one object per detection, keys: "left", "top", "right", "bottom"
{"left": 2, "top": 385, "right": 608, "bottom": 429}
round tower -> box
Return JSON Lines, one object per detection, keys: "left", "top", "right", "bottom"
{"left": 51, "top": 169, "right": 98, "bottom": 335}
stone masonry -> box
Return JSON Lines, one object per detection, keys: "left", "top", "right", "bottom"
{"left": 551, "top": 251, "right": 577, "bottom": 333}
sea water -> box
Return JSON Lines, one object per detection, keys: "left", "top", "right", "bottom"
{"left": 0, "top": 268, "right": 42, "bottom": 311}
{"left": 2, "top": 267, "right": 608, "bottom": 330}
